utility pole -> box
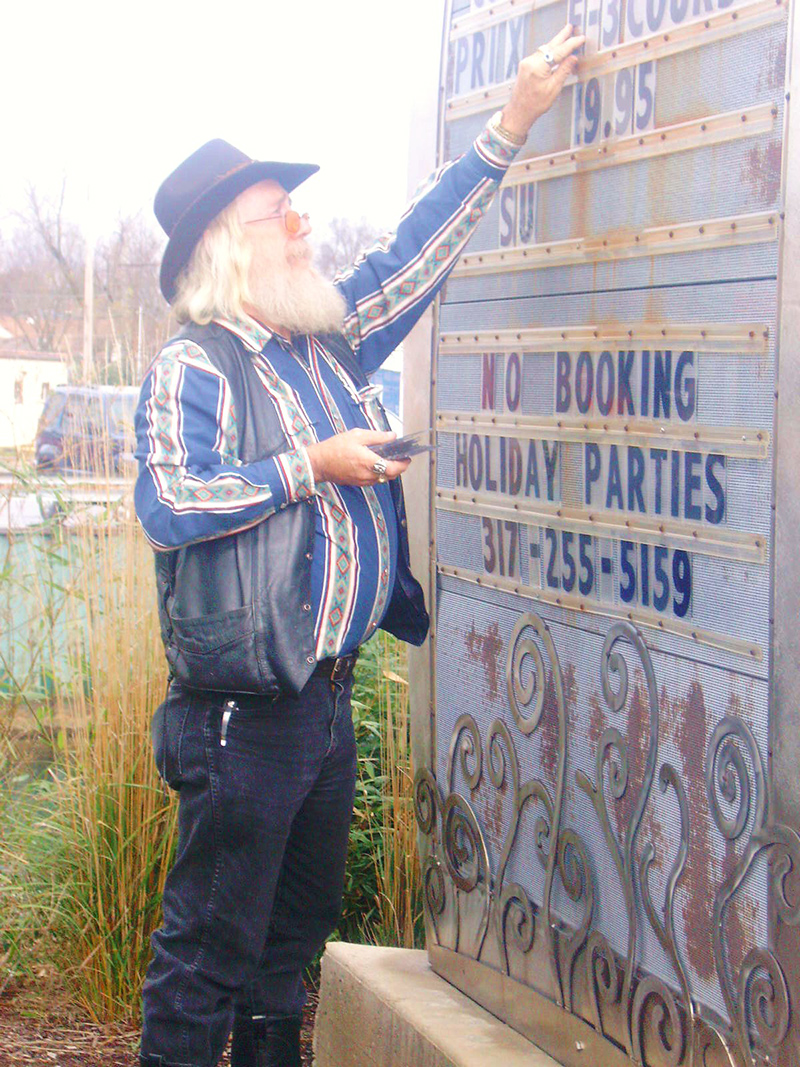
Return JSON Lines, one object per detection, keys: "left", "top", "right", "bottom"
{"left": 137, "top": 305, "right": 144, "bottom": 381}
{"left": 82, "top": 188, "right": 94, "bottom": 383}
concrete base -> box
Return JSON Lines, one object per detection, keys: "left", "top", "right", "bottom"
{"left": 313, "top": 942, "right": 562, "bottom": 1067}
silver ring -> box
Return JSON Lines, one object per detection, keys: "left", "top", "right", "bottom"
{"left": 372, "top": 459, "right": 388, "bottom": 477}
{"left": 537, "top": 46, "right": 557, "bottom": 71}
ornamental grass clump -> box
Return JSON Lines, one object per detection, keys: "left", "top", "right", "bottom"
{"left": 343, "top": 632, "right": 424, "bottom": 950}
{"left": 0, "top": 469, "right": 177, "bottom": 1023}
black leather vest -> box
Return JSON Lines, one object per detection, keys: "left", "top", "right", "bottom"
{"left": 153, "top": 322, "right": 429, "bottom": 695}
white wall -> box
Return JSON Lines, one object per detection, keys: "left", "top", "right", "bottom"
{"left": 0, "top": 356, "right": 68, "bottom": 449}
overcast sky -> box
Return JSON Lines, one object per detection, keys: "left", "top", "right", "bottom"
{"left": 1, "top": 0, "right": 445, "bottom": 244}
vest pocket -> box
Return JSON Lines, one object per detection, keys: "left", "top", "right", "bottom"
{"left": 169, "top": 604, "right": 272, "bottom": 693}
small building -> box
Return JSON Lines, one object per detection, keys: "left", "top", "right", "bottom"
{"left": 0, "top": 350, "right": 68, "bottom": 450}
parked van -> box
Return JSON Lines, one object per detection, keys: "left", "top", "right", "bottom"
{"left": 34, "top": 385, "right": 138, "bottom": 474}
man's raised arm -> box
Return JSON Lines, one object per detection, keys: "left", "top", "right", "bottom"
{"left": 335, "top": 24, "right": 585, "bottom": 374}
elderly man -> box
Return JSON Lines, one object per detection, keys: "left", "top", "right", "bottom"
{"left": 135, "top": 25, "right": 583, "bottom": 1067}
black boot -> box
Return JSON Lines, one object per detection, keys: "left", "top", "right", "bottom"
{"left": 231, "top": 1012, "right": 302, "bottom": 1067}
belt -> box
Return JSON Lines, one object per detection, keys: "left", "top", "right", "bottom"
{"left": 313, "top": 652, "right": 359, "bottom": 683}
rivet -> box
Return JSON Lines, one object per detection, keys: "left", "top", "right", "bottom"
{"left": 660, "top": 426, "right": 666, "bottom": 433}
{"left": 576, "top": 1042, "right": 586, "bottom": 1052}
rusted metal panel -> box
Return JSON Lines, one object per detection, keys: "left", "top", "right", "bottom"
{"left": 414, "top": 0, "right": 800, "bottom": 1065}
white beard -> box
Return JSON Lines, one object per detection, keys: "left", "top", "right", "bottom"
{"left": 246, "top": 239, "right": 346, "bottom": 334}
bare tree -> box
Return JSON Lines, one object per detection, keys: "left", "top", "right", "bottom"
{"left": 0, "top": 183, "right": 171, "bottom": 383}
{"left": 314, "top": 217, "right": 384, "bottom": 280}
{"left": 0, "top": 182, "right": 84, "bottom": 357}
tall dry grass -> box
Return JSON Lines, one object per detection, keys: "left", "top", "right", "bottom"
{"left": 1, "top": 456, "right": 423, "bottom": 1023}
{"left": 0, "top": 474, "right": 177, "bottom": 1023}
{"left": 343, "top": 633, "right": 423, "bottom": 950}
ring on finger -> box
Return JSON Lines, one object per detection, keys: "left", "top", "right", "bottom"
{"left": 372, "top": 459, "right": 388, "bottom": 477}
{"left": 537, "top": 46, "right": 557, "bottom": 71}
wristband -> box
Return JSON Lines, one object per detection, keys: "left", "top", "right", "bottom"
{"left": 488, "top": 110, "right": 527, "bottom": 147}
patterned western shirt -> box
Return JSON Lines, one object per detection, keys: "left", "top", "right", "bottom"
{"left": 135, "top": 123, "right": 521, "bottom": 658}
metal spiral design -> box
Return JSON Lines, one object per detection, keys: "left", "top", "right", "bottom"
{"left": 487, "top": 718, "right": 519, "bottom": 795}
{"left": 443, "top": 792, "right": 488, "bottom": 894}
{"left": 639, "top": 764, "right": 694, "bottom": 1064}
{"left": 631, "top": 976, "right": 686, "bottom": 1067}
{"left": 447, "top": 713, "right": 482, "bottom": 792}
{"left": 414, "top": 767, "right": 440, "bottom": 837}
{"left": 503, "top": 614, "right": 567, "bottom": 1002}
{"left": 707, "top": 715, "right": 798, "bottom": 1066}
{"left": 424, "top": 857, "right": 446, "bottom": 915}
{"left": 506, "top": 616, "right": 547, "bottom": 735}
{"left": 423, "top": 856, "right": 446, "bottom": 944}
{"left": 587, "top": 931, "right": 622, "bottom": 1038}
{"left": 577, "top": 621, "right": 660, "bottom": 1056}
{"left": 497, "top": 881, "right": 536, "bottom": 975}
{"left": 737, "top": 948, "right": 790, "bottom": 1055}
{"left": 556, "top": 828, "right": 595, "bottom": 1013}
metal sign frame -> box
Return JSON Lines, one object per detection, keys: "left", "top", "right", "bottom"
{"left": 407, "top": 1, "right": 800, "bottom": 1064}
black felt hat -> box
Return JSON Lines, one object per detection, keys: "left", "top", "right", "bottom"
{"left": 154, "top": 138, "right": 319, "bottom": 302}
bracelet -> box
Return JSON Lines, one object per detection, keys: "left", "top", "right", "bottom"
{"left": 488, "top": 110, "right": 527, "bottom": 147}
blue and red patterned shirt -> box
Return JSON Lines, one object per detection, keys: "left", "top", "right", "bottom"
{"left": 135, "top": 124, "right": 521, "bottom": 658}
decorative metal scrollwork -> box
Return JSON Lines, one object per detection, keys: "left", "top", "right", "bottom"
{"left": 504, "top": 613, "right": 569, "bottom": 1004}
{"left": 587, "top": 931, "right": 622, "bottom": 1039}
{"left": 414, "top": 608, "right": 800, "bottom": 1067}
{"left": 555, "top": 828, "right": 595, "bottom": 1014}
{"left": 497, "top": 881, "right": 536, "bottom": 974}
{"left": 447, "top": 713, "right": 482, "bottom": 792}
{"left": 708, "top": 715, "right": 800, "bottom": 1067}
{"left": 577, "top": 621, "right": 660, "bottom": 1055}
{"left": 631, "top": 975, "right": 686, "bottom": 1067}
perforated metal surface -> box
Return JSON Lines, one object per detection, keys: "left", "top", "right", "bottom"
{"left": 417, "top": 2, "right": 799, "bottom": 1066}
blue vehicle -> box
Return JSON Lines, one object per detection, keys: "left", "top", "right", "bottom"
{"left": 34, "top": 385, "right": 138, "bottom": 474}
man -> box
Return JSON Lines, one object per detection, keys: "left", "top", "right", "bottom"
{"left": 135, "top": 25, "right": 583, "bottom": 1067}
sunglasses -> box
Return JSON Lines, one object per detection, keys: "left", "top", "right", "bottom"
{"left": 243, "top": 208, "right": 309, "bottom": 234}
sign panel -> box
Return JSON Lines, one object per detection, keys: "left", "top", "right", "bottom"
{"left": 415, "top": 2, "right": 800, "bottom": 1066}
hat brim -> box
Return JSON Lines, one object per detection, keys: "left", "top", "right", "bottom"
{"left": 159, "top": 159, "right": 319, "bottom": 303}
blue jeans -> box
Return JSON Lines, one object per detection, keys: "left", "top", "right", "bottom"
{"left": 140, "top": 669, "right": 357, "bottom": 1067}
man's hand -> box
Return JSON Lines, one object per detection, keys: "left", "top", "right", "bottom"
{"left": 500, "top": 25, "right": 586, "bottom": 141}
{"left": 306, "top": 429, "right": 411, "bottom": 487}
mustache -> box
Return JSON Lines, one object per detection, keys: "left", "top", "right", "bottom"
{"left": 286, "top": 241, "right": 313, "bottom": 263}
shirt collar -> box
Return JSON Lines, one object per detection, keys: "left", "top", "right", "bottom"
{"left": 213, "top": 313, "right": 278, "bottom": 354}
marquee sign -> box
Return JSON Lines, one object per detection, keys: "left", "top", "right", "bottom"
{"left": 414, "top": 1, "right": 800, "bottom": 1065}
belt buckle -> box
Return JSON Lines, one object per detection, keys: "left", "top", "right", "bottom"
{"left": 330, "top": 656, "right": 349, "bottom": 683}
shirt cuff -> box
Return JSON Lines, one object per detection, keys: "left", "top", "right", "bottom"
{"left": 274, "top": 446, "right": 316, "bottom": 503}
{"left": 474, "top": 123, "right": 523, "bottom": 172}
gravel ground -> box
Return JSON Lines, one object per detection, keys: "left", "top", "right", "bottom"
{"left": 0, "top": 984, "right": 318, "bottom": 1066}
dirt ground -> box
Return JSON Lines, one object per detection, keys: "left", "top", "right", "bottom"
{"left": 0, "top": 984, "right": 318, "bottom": 1066}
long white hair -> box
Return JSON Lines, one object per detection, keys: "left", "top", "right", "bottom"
{"left": 171, "top": 201, "right": 252, "bottom": 325}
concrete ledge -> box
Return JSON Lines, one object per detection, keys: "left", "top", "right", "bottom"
{"left": 313, "top": 942, "right": 562, "bottom": 1067}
